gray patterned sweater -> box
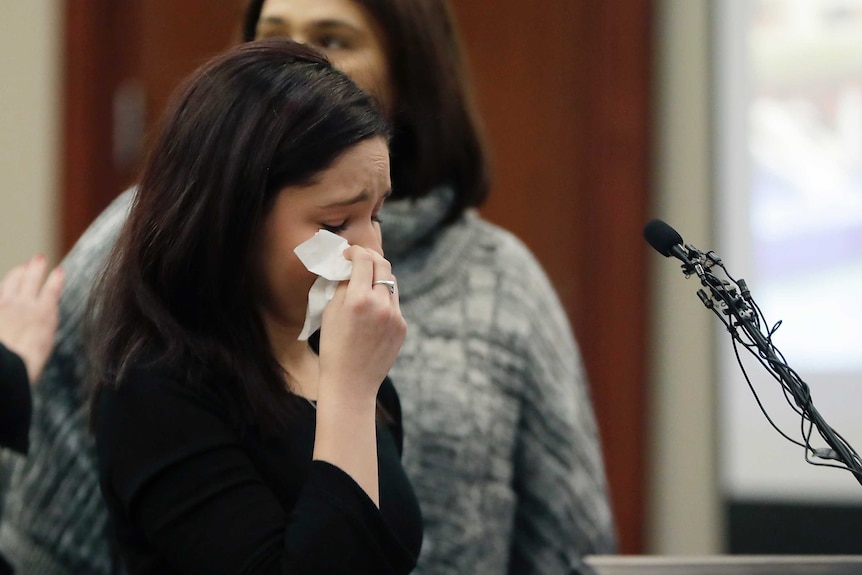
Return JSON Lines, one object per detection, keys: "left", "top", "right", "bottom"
{"left": 0, "top": 187, "right": 616, "bottom": 574}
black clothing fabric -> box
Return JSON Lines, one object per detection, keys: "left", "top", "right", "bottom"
{"left": 95, "top": 365, "right": 422, "bottom": 575}
{"left": 0, "top": 343, "right": 31, "bottom": 455}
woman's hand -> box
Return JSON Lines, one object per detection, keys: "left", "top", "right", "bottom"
{"left": 0, "top": 256, "right": 65, "bottom": 384}
{"left": 313, "top": 245, "right": 404, "bottom": 507}
{"left": 317, "top": 245, "right": 405, "bottom": 406}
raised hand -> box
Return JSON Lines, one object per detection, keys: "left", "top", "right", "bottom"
{"left": 317, "top": 245, "right": 405, "bottom": 406}
{"left": 313, "top": 245, "right": 405, "bottom": 507}
{"left": 0, "top": 256, "right": 65, "bottom": 384}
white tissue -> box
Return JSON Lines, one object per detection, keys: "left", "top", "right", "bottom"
{"left": 293, "top": 230, "right": 352, "bottom": 340}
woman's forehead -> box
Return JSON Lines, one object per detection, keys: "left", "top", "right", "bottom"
{"left": 260, "top": 0, "right": 375, "bottom": 30}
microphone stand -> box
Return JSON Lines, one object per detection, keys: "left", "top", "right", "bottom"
{"left": 677, "top": 245, "right": 862, "bottom": 488}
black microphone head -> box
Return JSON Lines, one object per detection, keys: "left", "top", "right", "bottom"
{"left": 643, "top": 219, "right": 684, "bottom": 257}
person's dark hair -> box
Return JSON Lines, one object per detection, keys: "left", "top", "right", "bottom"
{"left": 88, "top": 39, "right": 389, "bottom": 433}
{"left": 243, "top": 0, "right": 489, "bottom": 223}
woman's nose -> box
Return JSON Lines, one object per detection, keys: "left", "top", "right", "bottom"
{"left": 347, "top": 224, "right": 383, "bottom": 256}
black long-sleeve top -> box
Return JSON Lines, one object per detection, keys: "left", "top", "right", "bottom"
{"left": 0, "top": 343, "right": 31, "bottom": 575}
{"left": 0, "top": 342, "right": 31, "bottom": 455}
{"left": 95, "top": 365, "right": 423, "bottom": 574}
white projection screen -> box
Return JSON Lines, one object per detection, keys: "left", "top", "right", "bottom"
{"left": 715, "top": 0, "right": 862, "bottom": 504}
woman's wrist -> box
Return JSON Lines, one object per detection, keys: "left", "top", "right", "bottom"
{"left": 316, "top": 375, "right": 380, "bottom": 411}
{"left": 312, "top": 386, "right": 380, "bottom": 506}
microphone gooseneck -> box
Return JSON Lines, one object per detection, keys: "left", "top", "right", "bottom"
{"left": 644, "top": 219, "right": 862, "bottom": 488}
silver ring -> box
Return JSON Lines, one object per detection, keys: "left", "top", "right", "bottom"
{"left": 373, "top": 280, "right": 396, "bottom": 294}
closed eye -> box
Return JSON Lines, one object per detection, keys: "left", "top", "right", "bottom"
{"left": 322, "top": 221, "right": 347, "bottom": 233}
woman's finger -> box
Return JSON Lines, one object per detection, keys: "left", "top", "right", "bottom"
{"left": 39, "top": 267, "right": 66, "bottom": 306}
{"left": 343, "top": 246, "right": 375, "bottom": 298}
{"left": 20, "top": 255, "right": 49, "bottom": 297}
{"left": 370, "top": 252, "right": 395, "bottom": 298}
{"left": 0, "top": 263, "right": 27, "bottom": 301}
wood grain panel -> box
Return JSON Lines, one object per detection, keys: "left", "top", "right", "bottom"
{"left": 61, "top": 0, "right": 141, "bottom": 251}
{"left": 451, "top": 0, "right": 653, "bottom": 553}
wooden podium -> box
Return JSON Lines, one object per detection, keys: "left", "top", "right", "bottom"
{"left": 581, "top": 555, "right": 862, "bottom": 575}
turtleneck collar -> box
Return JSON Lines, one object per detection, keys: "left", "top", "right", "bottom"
{"left": 377, "top": 186, "right": 482, "bottom": 304}
{"left": 380, "top": 187, "right": 455, "bottom": 262}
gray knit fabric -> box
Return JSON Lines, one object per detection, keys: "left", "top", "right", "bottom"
{"left": 0, "top": 186, "right": 616, "bottom": 574}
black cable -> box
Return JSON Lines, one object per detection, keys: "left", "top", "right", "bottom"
{"left": 729, "top": 334, "right": 808, "bottom": 449}
{"left": 688, "top": 248, "right": 862, "bottom": 486}
{"left": 644, "top": 221, "right": 862, "bottom": 485}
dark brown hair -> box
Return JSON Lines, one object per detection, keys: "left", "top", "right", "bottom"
{"left": 88, "top": 40, "right": 389, "bottom": 432}
{"left": 243, "top": 0, "right": 490, "bottom": 223}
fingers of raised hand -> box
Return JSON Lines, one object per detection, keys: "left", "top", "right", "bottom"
{"left": 20, "top": 255, "right": 49, "bottom": 296}
{"left": 342, "top": 246, "right": 395, "bottom": 299}
{"left": 0, "top": 261, "right": 28, "bottom": 301}
{"left": 342, "top": 245, "right": 375, "bottom": 287}
{"left": 0, "top": 258, "right": 64, "bottom": 311}
{"left": 370, "top": 254, "right": 395, "bottom": 297}
{"left": 332, "top": 247, "right": 403, "bottom": 332}
{"left": 39, "top": 267, "right": 65, "bottom": 306}
{"left": 0, "top": 258, "right": 64, "bottom": 385}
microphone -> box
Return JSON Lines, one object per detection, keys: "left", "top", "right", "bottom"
{"left": 643, "top": 218, "right": 693, "bottom": 266}
{"left": 643, "top": 218, "right": 862, "bottom": 487}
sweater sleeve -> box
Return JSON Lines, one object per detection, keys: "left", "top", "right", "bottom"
{"left": 505, "top": 245, "right": 617, "bottom": 574}
{"left": 0, "top": 343, "right": 31, "bottom": 454}
{"left": 96, "top": 371, "right": 413, "bottom": 575}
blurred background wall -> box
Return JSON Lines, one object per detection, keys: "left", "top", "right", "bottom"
{"left": 0, "top": 0, "right": 61, "bottom": 272}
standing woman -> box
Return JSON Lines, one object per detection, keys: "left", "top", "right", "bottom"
{"left": 246, "top": 1, "right": 617, "bottom": 574}
{"left": 88, "top": 40, "right": 421, "bottom": 574}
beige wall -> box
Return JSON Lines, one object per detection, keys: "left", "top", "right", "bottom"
{"left": 0, "top": 0, "right": 61, "bottom": 272}
{"left": 647, "top": 0, "right": 722, "bottom": 555}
